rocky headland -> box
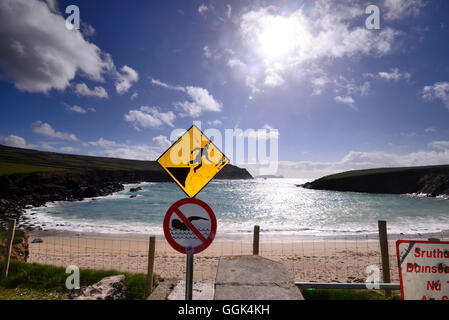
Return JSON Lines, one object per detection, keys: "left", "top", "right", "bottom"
{"left": 302, "top": 165, "right": 449, "bottom": 197}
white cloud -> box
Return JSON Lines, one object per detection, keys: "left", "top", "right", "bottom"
{"left": 32, "top": 121, "right": 78, "bottom": 141}
{"left": 44, "top": 0, "right": 58, "bottom": 12}
{"left": 366, "top": 68, "right": 411, "bottom": 81}
{"left": 67, "top": 105, "right": 86, "bottom": 114}
{"left": 379, "top": 69, "right": 411, "bottom": 81}
{"left": 0, "top": 0, "right": 114, "bottom": 93}
{"left": 203, "top": 46, "right": 212, "bottom": 58}
{"left": 87, "top": 138, "right": 119, "bottom": 148}
{"left": 425, "top": 127, "right": 437, "bottom": 133}
{"left": 175, "top": 86, "right": 222, "bottom": 117}
{"left": 428, "top": 141, "right": 449, "bottom": 150}
{"left": 115, "top": 65, "right": 139, "bottom": 94}
{"left": 94, "top": 145, "right": 159, "bottom": 161}
{"left": 335, "top": 95, "right": 355, "bottom": 106}
{"left": 422, "top": 82, "right": 449, "bottom": 110}
{"left": 207, "top": 120, "right": 222, "bottom": 126}
{"left": 383, "top": 0, "right": 425, "bottom": 20}
{"left": 67, "top": 106, "right": 87, "bottom": 114}
{"left": 151, "top": 78, "right": 184, "bottom": 91}
{"left": 66, "top": 105, "right": 95, "bottom": 114}
{"left": 236, "top": 125, "right": 280, "bottom": 141}
{"left": 311, "top": 76, "right": 330, "bottom": 96}
{"left": 334, "top": 76, "right": 370, "bottom": 97}
{"left": 74, "top": 83, "right": 108, "bottom": 99}
{"left": 234, "top": 2, "right": 400, "bottom": 90}
{"left": 131, "top": 92, "right": 138, "bottom": 100}
{"left": 227, "top": 59, "right": 245, "bottom": 69}
{"left": 152, "top": 135, "right": 171, "bottom": 150}
{"left": 124, "top": 106, "right": 176, "bottom": 130}
{"left": 1, "top": 134, "right": 28, "bottom": 148}
{"left": 81, "top": 23, "right": 96, "bottom": 38}
{"left": 198, "top": 4, "right": 208, "bottom": 16}
{"left": 264, "top": 70, "right": 285, "bottom": 88}
{"left": 152, "top": 78, "right": 222, "bottom": 117}
{"left": 243, "top": 148, "right": 449, "bottom": 179}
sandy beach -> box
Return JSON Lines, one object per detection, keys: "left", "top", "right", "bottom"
{"left": 26, "top": 230, "right": 419, "bottom": 284}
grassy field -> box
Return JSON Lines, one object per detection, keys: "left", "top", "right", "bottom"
{"left": 0, "top": 258, "right": 153, "bottom": 300}
{"left": 0, "top": 145, "right": 161, "bottom": 176}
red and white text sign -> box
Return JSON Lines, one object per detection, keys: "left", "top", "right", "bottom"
{"left": 397, "top": 240, "right": 449, "bottom": 300}
{"left": 163, "top": 198, "right": 217, "bottom": 255}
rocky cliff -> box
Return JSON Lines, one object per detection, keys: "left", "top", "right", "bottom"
{"left": 302, "top": 165, "right": 449, "bottom": 197}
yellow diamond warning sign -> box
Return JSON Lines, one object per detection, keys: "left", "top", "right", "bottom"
{"left": 157, "top": 125, "right": 229, "bottom": 198}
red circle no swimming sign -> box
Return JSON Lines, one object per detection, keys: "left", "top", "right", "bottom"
{"left": 163, "top": 198, "right": 217, "bottom": 254}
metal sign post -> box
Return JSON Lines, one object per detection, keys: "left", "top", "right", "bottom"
{"left": 185, "top": 251, "right": 194, "bottom": 300}
{"left": 163, "top": 198, "right": 217, "bottom": 301}
{"left": 158, "top": 126, "right": 225, "bottom": 301}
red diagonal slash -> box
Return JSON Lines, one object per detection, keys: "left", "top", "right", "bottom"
{"left": 173, "top": 208, "right": 207, "bottom": 243}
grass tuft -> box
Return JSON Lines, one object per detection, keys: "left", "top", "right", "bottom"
{"left": 0, "top": 259, "right": 152, "bottom": 300}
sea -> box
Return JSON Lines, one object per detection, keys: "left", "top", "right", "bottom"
{"left": 23, "top": 179, "right": 449, "bottom": 238}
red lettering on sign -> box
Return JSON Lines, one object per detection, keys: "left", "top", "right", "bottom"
{"left": 414, "top": 247, "right": 449, "bottom": 259}
{"left": 427, "top": 281, "right": 441, "bottom": 291}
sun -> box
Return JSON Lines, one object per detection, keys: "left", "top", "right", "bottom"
{"left": 258, "top": 16, "right": 298, "bottom": 60}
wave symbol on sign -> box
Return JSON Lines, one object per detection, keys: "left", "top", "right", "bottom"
{"left": 171, "top": 216, "right": 209, "bottom": 231}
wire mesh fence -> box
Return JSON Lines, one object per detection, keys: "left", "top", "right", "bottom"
{"left": 25, "top": 228, "right": 449, "bottom": 288}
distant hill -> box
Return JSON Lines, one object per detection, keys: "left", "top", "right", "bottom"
{"left": 0, "top": 144, "right": 252, "bottom": 178}
{"left": 0, "top": 145, "right": 252, "bottom": 217}
{"left": 301, "top": 165, "right": 449, "bottom": 197}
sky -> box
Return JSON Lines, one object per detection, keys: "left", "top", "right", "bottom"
{"left": 1, "top": 0, "right": 449, "bottom": 178}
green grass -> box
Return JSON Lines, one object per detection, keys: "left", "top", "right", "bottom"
{"left": 0, "top": 145, "right": 161, "bottom": 176}
{"left": 0, "top": 227, "right": 25, "bottom": 257}
{"left": 0, "top": 258, "right": 155, "bottom": 300}
{"left": 0, "top": 228, "right": 25, "bottom": 243}
{"left": 300, "top": 288, "right": 402, "bottom": 300}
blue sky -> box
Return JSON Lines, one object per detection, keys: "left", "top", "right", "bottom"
{"left": 1, "top": 0, "right": 449, "bottom": 178}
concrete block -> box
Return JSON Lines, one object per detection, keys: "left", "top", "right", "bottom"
{"left": 214, "top": 255, "right": 303, "bottom": 300}
{"left": 168, "top": 280, "right": 215, "bottom": 300}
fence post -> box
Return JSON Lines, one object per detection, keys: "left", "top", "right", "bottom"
{"left": 253, "top": 225, "right": 260, "bottom": 256}
{"left": 2, "top": 219, "right": 16, "bottom": 280}
{"left": 147, "top": 235, "right": 156, "bottom": 295}
{"left": 378, "top": 220, "right": 391, "bottom": 297}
